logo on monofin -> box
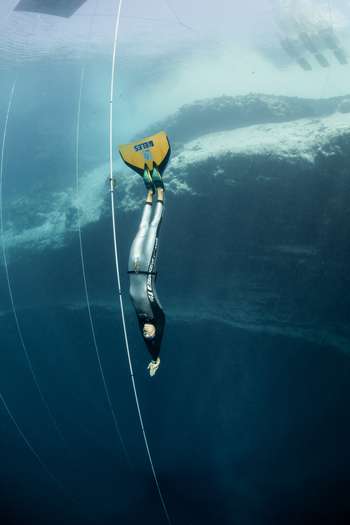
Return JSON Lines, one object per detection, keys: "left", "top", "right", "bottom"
{"left": 134, "top": 140, "right": 154, "bottom": 152}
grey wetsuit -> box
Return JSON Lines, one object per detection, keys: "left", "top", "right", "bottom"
{"left": 128, "top": 199, "right": 165, "bottom": 360}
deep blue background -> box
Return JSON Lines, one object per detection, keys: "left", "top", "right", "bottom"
{"left": 0, "top": 62, "right": 350, "bottom": 524}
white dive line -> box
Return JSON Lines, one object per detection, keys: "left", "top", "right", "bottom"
{"left": 0, "top": 83, "right": 67, "bottom": 498}
{"left": 0, "top": 392, "right": 63, "bottom": 490}
{"left": 163, "top": 0, "right": 194, "bottom": 31}
{"left": 108, "top": 2, "right": 171, "bottom": 524}
{"left": 0, "top": 389, "right": 78, "bottom": 510}
{"left": 75, "top": 67, "right": 130, "bottom": 466}
{"left": 0, "top": 83, "right": 67, "bottom": 446}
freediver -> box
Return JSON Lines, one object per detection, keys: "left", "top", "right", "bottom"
{"left": 119, "top": 132, "right": 170, "bottom": 376}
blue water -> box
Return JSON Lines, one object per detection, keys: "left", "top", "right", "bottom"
{"left": 1, "top": 2, "right": 350, "bottom": 523}
{"left": 1, "top": 306, "right": 349, "bottom": 524}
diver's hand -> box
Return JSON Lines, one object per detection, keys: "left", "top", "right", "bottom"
{"left": 147, "top": 357, "right": 160, "bottom": 377}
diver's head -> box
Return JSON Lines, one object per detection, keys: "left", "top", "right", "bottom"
{"left": 143, "top": 323, "right": 156, "bottom": 339}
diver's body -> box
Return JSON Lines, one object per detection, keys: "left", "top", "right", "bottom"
{"left": 128, "top": 180, "right": 165, "bottom": 375}
{"left": 119, "top": 131, "right": 170, "bottom": 375}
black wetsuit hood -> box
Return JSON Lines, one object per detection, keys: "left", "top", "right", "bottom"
{"left": 138, "top": 306, "right": 165, "bottom": 361}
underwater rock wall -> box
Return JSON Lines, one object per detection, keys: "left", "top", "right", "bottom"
{"left": 140, "top": 94, "right": 350, "bottom": 350}
{"left": 147, "top": 93, "right": 350, "bottom": 145}
{"left": 1, "top": 93, "right": 349, "bottom": 350}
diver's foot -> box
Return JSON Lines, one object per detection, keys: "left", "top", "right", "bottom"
{"left": 147, "top": 357, "right": 160, "bottom": 377}
{"left": 151, "top": 166, "right": 164, "bottom": 190}
{"left": 142, "top": 168, "right": 155, "bottom": 193}
{"left": 157, "top": 188, "right": 164, "bottom": 202}
{"left": 146, "top": 190, "right": 153, "bottom": 204}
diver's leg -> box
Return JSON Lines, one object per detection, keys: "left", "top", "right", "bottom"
{"left": 128, "top": 190, "right": 153, "bottom": 272}
{"left": 157, "top": 187, "right": 164, "bottom": 202}
{"left": 142, "top": 191, "right": 164, "bottom": 273}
